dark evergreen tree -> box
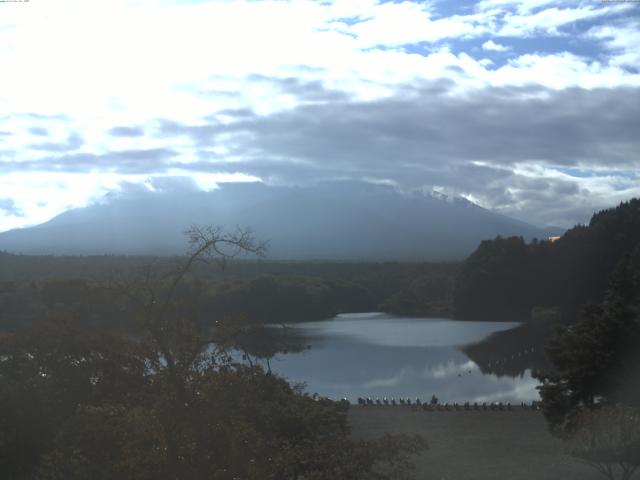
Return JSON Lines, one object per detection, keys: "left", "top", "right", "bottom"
{"left": 537, "top": 249, "right": 640, "bottom": 434}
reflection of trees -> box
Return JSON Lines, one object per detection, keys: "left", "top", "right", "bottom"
{"left": 217, "top": 323, "right": 310, "bottom": 373}
{"left": 462, "top": 315, "right": 555, "bottom": 378}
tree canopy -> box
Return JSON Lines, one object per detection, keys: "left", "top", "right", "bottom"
{"left": 0, "top": 226, "right": 426, "bottom": 480}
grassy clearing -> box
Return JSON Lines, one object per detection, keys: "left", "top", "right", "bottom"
{"left": 348, "top": 406, "right": 603, "bottom": 480}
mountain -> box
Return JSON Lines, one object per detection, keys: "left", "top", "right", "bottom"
{"left": 0, "top": 181, "right": 557, "bottom": 260}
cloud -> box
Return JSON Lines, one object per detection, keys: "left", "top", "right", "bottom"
{"left": 496, "top": 6, "right": 618, "bottom": 37}
{"left": 28, "top": 126, "right": 49, "bottom": 136}
{"left": 0, "top": 198, "right": 23, "bottom": 217}
{"left": 588, "top": 19, "right": 640, "bottom": 69}
{"left": 1, "top": 0, "right": 639, "bottom": 232}
{"left": 5, "top": 78, "right": 633, "bottom": 228}
{"left": 216, "top": 83, "right": 639, "bottom": 172}
{"left": 482, "top": 40, "right": 510, "bottom": 51}
{"left": 0, "top": 148, "right": 177, "bottom": 174}
{"left": 28, "top": 132, "right": 84, "bottom": 152}
{"left": 196, "top": 81, "right": 638, "bottom": 226}
{"left": 246, "top": 75, "right": 350, "bottom": 103}
{"left": 475, "top": 0, "right": 565, "bottom": 14}
{"left": 345, "top": 2, "right": 489, "bottom": 47}
{"left": 108, "top": 126, "right": 145, "bottom": 137}
{"left": 2, "top": 73, "right": 639, "bottom": 229}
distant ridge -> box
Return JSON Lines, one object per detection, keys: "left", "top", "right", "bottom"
{"left": 0, "top": 181, "right": 559, "bottom": 261}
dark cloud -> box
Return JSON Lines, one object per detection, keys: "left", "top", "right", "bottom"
{"left": 194, "top": 88, "right": 242, "bottom": 98}
{"left": 108, "top": 126, "right": 145, "bottom": 137}
{"left": 247, "top": 74, "right": 350, "bottom": 102}
{"left": 191, "top": 81, "right": 636, "bottom": 226}
{"left": 29, "top": 132, "right": 84, "bottom": 152}
{"left": 217, "top": 84, "right": 640, "bottom": 174}
{"left": 149, "top": 81, "right": 640, "bottom": 186}
{"left": 155, "top": 119, "right": 234, "bottom": 146}
{"left": 207, "top": 108, "right": 256, "bottom": 120}
{"left": 0, "top": 198, "right": 23, "bottom": 217}
{"left": 0, "top": 148, "right": 177, "bottom": 174}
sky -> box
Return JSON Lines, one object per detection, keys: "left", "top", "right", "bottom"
{"left": 0, "top": 0, "right": 639, "bottom": 231}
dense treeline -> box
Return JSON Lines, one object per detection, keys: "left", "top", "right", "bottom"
{"left": 454, "top": 199, "right": 640, "bottom": 322}
{"left": 0, "top": 257, "right": 457, "bottom": 332}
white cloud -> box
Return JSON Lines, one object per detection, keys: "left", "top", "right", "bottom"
{"left": 0, "top": 171, "right": 261, "bottom": 232}
{"left": 588, "top": 22, "right": 640, "bottom": 69}
{"left": 475, "top": 0, "right": 567, "bottom": 14}
{"left": 346, "top": 2, "right": 488, "bottom": 47}
{"left": 498, "top": 6, "right": 613, "bottom": 37}
{"left": 482, "top": 39, "right": 510, "bottom": 51}
{"left": 489, "top": 52, "right": 640, "bottom": 89}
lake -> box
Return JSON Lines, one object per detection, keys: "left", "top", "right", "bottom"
{"left": 268, "top": 312, "right": 541, "bottom": 404}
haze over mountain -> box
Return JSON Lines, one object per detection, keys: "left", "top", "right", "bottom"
{"left": 0, "top": 180, "right": 560, "bottom": 261}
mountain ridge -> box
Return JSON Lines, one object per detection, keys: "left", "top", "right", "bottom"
{"left": 0, "top": 181, "right": 559, "bottom": 260}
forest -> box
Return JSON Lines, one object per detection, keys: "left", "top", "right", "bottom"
{"left": 454, "top": 199, "right": 640, "bottom": 323}
{"left": 1, "top": 200, "right": 640, "bottom": 479}
{"left": 0, "top": 254, "right": 457, "bottom": 333}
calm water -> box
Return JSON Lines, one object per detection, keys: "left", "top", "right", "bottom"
{"left": 269, "top": 312, "right": 540, "bottom": 403}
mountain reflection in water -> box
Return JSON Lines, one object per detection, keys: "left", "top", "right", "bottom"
{"left": 268, "top": 313, "right": 542, "bottom": 403}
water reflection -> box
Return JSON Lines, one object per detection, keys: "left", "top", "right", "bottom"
{"left": 268, "top": 313, "right": 541, "bottom": 403}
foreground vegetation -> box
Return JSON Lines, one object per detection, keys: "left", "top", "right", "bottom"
{"left": 0, "top": 227, "right": 426, "bottom": 479}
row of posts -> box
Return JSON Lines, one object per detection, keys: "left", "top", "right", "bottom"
{"left": 352, "top": 397, "right": 541, "bottom": 411}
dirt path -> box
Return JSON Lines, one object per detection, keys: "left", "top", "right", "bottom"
{"left": 349, "top": 406, "right": 605, "bottom": 480}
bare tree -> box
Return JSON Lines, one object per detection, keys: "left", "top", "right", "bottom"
{"left": 110, "top": 225, "right": 266, "bottom": 479}
{"left": 135, "top": 226, "right": 265, "bottom": 378}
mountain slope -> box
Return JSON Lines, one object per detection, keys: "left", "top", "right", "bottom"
{"left": 0, "top": 181, "right": 556, "bottom": 260}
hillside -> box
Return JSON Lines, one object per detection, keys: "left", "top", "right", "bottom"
{"left": 454, "top": 198, "right": 640, "bottom": 322}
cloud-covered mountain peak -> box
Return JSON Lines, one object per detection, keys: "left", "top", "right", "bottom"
{"left": 0, "top": 180, "right": 557, "bottom": 261}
